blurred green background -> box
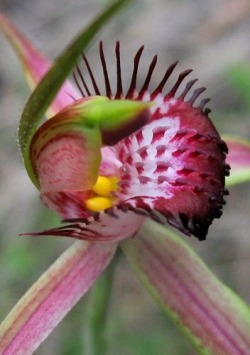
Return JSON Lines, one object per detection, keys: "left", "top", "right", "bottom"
{"left": 0, "top": 1, "right": 250, "bottom": 354}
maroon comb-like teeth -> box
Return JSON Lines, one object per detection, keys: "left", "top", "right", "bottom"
{"left": 73, "top": 42, "right": 211, "bottom": 112}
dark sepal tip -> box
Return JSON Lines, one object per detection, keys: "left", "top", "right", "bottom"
{"left": 101, "top": 108, "right": 151, "bottom": 146}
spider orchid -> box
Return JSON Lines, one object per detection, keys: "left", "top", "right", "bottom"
{"left": 25, "top": 40, "right": 230, "bottom": 243}
{"left": 0, "top": 3, "right": 250, "bottom": 354}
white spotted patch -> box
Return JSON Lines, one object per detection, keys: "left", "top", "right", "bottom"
{"left": 116, "top": 94, "right": 183, "bottom": 202}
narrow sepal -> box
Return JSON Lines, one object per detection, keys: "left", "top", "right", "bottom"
{"left": 122, "top": 221, "right": 250, "bottom": 354}
{"left": 15, "top": 0, "right": 132, "bottom": 185}
{"left": 0, "top": 13, "right": 79, "bottom": 115}
{"left": 0, "top": 241, "right": 117, "bottom": 354}
{"left": 224, "top": 135, "right": 250, "bottom": 186}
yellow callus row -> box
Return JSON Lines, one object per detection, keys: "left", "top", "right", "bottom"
{"left": 92, "top": 176, "right": 117, "bottom": 196}
{"left": 85, "top": 175, "right": 118, "bottom": 212}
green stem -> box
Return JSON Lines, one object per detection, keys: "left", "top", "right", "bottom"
{"left": 84, "top": 255, "right": 117, "bottom": 355}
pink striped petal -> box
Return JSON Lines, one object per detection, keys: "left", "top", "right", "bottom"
{"left": 122, "top": 221, "right": 250, "bottom": 354}
{"left": 224, "top": 135, "right": 250, "bottom": 186}
{"left": 0, "top": 241, "right": 117, "bottom": 354}
{"left": 30, "top": 98, "right": 103, "bottom": 193}
{"left": 0, "top": 13, "right": 80, "bottom": 115}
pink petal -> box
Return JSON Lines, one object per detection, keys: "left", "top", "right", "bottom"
{"left": 30, "top": 99, "right": 103, "bottom": 194}
{"left": 122, "top": 221, "right": 250, "bottom": 354}
{"left": 0, "top": 13, "right": 80, "bottom": 115}
{"left": 0, "top": 241, "right": 117, "bottom": 354}
{"left": 224, "top": 135, "right": 250, "bottom": 186}
{"left": 24, "top": 191, "right": 146, "bottom": 242}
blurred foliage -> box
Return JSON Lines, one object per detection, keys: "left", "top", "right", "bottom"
{"left": 226, "top": 62, "right": 250, "bottom": 112}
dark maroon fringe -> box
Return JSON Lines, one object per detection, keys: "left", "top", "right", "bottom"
{"left": 73, "top": 42, "right": 211, "bottom": 112}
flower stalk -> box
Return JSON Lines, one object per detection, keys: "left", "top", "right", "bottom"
{"left": 84, "top": 255, "right": 118, "bottom": 355}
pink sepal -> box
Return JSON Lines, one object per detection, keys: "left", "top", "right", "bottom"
{"left": 0, "top": 241, "right": 117, "bottom": 354}
{"left": 0, "top": 13, "right": 80, "bottom": 115}
{"left": 122, "top": 221, "right": 250, "bottom": 354}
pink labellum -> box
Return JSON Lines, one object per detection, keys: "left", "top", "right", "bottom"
{"left": 99, "top": 146, "right": 122, "bottom": 175}
{"left": 73, "top": 42, "right": 229, "bottom": 240}
{"left": 117, "top": 97, "right": 229, "bottom": 240}
{"left": 25, "top": 42, "right": 229, "bottom": 241}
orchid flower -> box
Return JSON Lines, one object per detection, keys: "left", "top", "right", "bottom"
{"left": 23, "top": 41, "right": 230, "bottom": 243}
{"left": 1, "top": 2, "right": 250, "bottom": 354}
